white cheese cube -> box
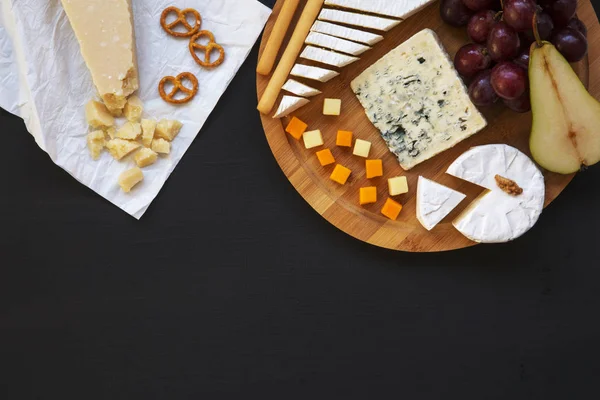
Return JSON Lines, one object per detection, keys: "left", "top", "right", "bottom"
{"left": 151, "top": 138, "right": 171, "bottom": 154}
{"left": 106, "top": 139, "right": 141, "bottom": 160}
{"left": 303, "top": 130, "right": 324, "bottom": 149}
{"left": 87, "top": 130, "right": 106, "bottom": 160}
{"left": 353, "top": 139, "right": 371, "bottom": 158}
{"left": 141, "top": 119, "right": 156, "bottom": 148}
{"left": 388, "top": 176, "right": 409, "bottom": 196}
{"left": 85, "top": 100, "right": 114, "bottom": 128}
{"left": 134, "top": 148, "right": 158, "bottom": 168}
{"left": 323, "top": 98, "right": 342, "bottom": 116}
{"left": 155, "top": 119, "right": 183, "bottom": 141}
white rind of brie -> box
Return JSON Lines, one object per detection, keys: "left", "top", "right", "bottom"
{"left": 273, "top": 96, "right": 310, "bottom": 119}
{"left": 324, "top": 0, "right": 436, "bottom": 20}
{"left": 305, "top": 32, "right": 371, "bottom": 56}
{"left": 417, "top": 176, "right": 466, "bottom": 231}
{"left": 311, "top": 21, "right": 384, "bottom": 46}
{"left": 300, "top": 46, "right": 359, "bottom": 68}
{"left": 290, "top": 64, "right": 340, "bottom": 82}
{"left": 318, "top": 8, "right": 401, "bottom": 32}
{"left": 282, "top": 79, "right": 322, "bottom": 97}
{"left": 447, "top": 144, "right": 546, "bottom": 243}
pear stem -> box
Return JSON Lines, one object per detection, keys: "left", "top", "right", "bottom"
{"left": 532, "top": 12, "right": 543, "bottom": 47}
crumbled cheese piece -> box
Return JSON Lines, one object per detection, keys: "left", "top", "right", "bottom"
{"left": 134, "top": 148, "right": 158, "bottom": 168}
{"left": 155, "top": 119, "right": 183, "bottom": 141}
{"left": 106, "top": 138, "right": 141, "bottom": 160}
{"left": 87, "top": 130, "right": 106, "bottom": 160}
{"left": 105, "top": 126, "right": 117, "bottom": 140}
{"left": 85, "top": 100, "right": 114, "bottom": 128}
{"left": 141, "top": 119, "right": 156, "bottom": 147}
{"left": 151, "top": 138, "right": 171, "bottom": 154}
{"left": 116, "top": 121, "right": 142, "bottom": 140}
{"left": 118, "top": 167, "right": 144, "bottom": 193}
{"left": 123, "top": 95, "right": 143, "bottom": 122}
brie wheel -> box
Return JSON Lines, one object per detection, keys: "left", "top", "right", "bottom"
{"left": 447, "top": 144, "right": 546, "bottom": 243}
{"left": 416, "top": 177, "right": 466, "bottom": 231}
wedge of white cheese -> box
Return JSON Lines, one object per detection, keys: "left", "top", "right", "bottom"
{"left": 416, "top": 177, "right": 466, "bottom": 231}
{"left": 318, "top": 8, "right": 401, "bottom": 32}
{"left": 351, "top": 29, "right": 487, "bottom": 170}
{"left": 324, "top": 0, "right": 436, "bottom": 20}
{"left": 282, "top": 79, "right": 322, "bottom": 97}
{"left": 447, "top": 144, "right": 546, "bottom": 243}
{"left": 290, "top": 64, "right": 340, "bottom": 82}
{"left": 311, "top": 21, "right": 384, "bottom": 46}
{"left": 300, "top": 46, "right": 359, "bottom": 68}
{"left": 273, "top": 96, "right": 310, "bottom": 119}
{"left": 305, "top": 32, "right": 371, "bottom": 56}
{"left": 61, "top": 0, "right": 139, "bottom": 111}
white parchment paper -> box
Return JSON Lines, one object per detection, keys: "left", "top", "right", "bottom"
{"left": 0, "top": 0, "right": 271, "bottom": 218}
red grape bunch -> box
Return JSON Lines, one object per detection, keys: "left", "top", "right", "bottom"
{"left": 440, "top": 0, "right": 588, "bottom": 113}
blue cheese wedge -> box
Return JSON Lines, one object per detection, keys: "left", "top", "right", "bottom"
{"left": 290, "top": 64, "right": 340, "bottom": 82}
{"left": 282, "top": 79, "right": 322, "bottom": 97}
{"left": 300, "top": 46, "right": 359, "bottom": 68}
{"left": 273, "top": 96, "right": 310, "bottom": 119}
{"left": 311, "top": 21, "right": 384, "bottom": 46}
{"left": 305, "top": 32, "right": 371, "bottom": 56}
{"left": 318, "top": 8, "right": 401, "bottom": 31}
{"left": 324, "top": 0, "right": 436, "bottom": 20}
{"left": 416, "top": 176, "right": 466, "bottom": 231}
{"left": 351, "top": 29, "right": 487, "bottom": 170}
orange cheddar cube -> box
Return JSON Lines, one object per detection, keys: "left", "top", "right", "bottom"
{"left": 359, "top": 186, "right": 377, "bottom": 205}
{"left": 316, "top": 149, "right": 336, "bottom": 166}
{"left": 336, "top": 130, "right": 353, "bottom": 147}
{"left": 285, "top": 117, "right": 308, "bottom": 140}
{"left": 365, "top": 159, "right": 383, "bottom": 179}
{"left": 381, "top": 198, "right": 403, "bottom": 221}
{"left": 330, "top": 164, "right": 352, "bottom": 185}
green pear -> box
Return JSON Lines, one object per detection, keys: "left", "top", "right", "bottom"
{"left": 529, "top": 41, "right": 600, "bottom": 174}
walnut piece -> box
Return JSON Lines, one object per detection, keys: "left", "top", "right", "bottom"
{"left": 495, "top": 175, "right": 523, "bottom": 196}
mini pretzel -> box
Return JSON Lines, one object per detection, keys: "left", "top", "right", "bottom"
{"left": 158, "top": 72, "right": 199, "bottom": 104}
{"left": 189, "top": 30, "right": 225, "bottom": 68}
{"left": 161, "top": 6, "right": 202, "bottom": 37}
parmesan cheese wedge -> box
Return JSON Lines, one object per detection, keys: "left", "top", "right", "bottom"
{"left": 273, "top": 96, "right": 311, "bottom": 119}
{"left": 311, "top": 21, "right": 384, "bottom": 46}
{"left": 282, "top": 79, "right": 322, "bottom": 97}
{"left": 60, "top": 0, "right": 139, "bottom": 111}
{"left": 290, "top": 64, "right": 339, "bottom": 82}
{"left": 300, "top": 46, "right": 359, "bottom": 68}
{"left": 324, "top": 0, "right": 436, "bottom": 20}
{"left": 318, "top": 8, "right": 401, "bottom": 31}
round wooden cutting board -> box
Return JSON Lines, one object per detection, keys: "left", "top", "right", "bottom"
{"left": 257, "top": 0, "right": 600, "bottom": 252}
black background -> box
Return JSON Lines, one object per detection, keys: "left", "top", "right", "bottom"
{"left": 2, "top": 1, "right": 600, "bottom": 398}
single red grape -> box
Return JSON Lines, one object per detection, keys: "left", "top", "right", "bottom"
{"left": 521, "top": 13, "right": 553, "bottom": 47}
{"left": 567, "top": 17, "right": 587, "bottom": 37}
{"left": 467, "top": 10, "right": 497, "bottom": 43}
{"left": 469, "top": 70, "right": 499, "bottom": 106}
{"left": 454, "top": 43, "right": 492, "bottom": 77}
{"left": 487, "top": 22, "right": 521, "bottom": 61}
{"left": 491, "top": 62, "right": 527, "bottom": 100}
{"left": 544, "top": 0, "right": 577, "bottom": 27}
{"left": 503, "top": 91, "right": 531, "bottom": 112}
{"left": 440, "top": 0, "right": 474, "bottom": 26}
{"left": 551, "top": 28, "right": 588, "bottom": 62}
{"left": 503, "top": 0, "right": 537, "bottom": 32}
{"left": 461, "top": 0, "right": 497, "bottom": 12}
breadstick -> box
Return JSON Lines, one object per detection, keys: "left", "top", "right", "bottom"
{"left": 257, "top": 0, "right": 301, "bottom": 76}
{"left": 257, "top": 0, "right": 324, "bottom": 115}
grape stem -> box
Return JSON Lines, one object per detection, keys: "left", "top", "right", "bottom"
{"left": 532, "top": 12, "right": 543, "bottom": 47}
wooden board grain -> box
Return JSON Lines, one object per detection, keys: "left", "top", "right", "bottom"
{"left": 257, "top": 0, "right": 600, "bottom": 252}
